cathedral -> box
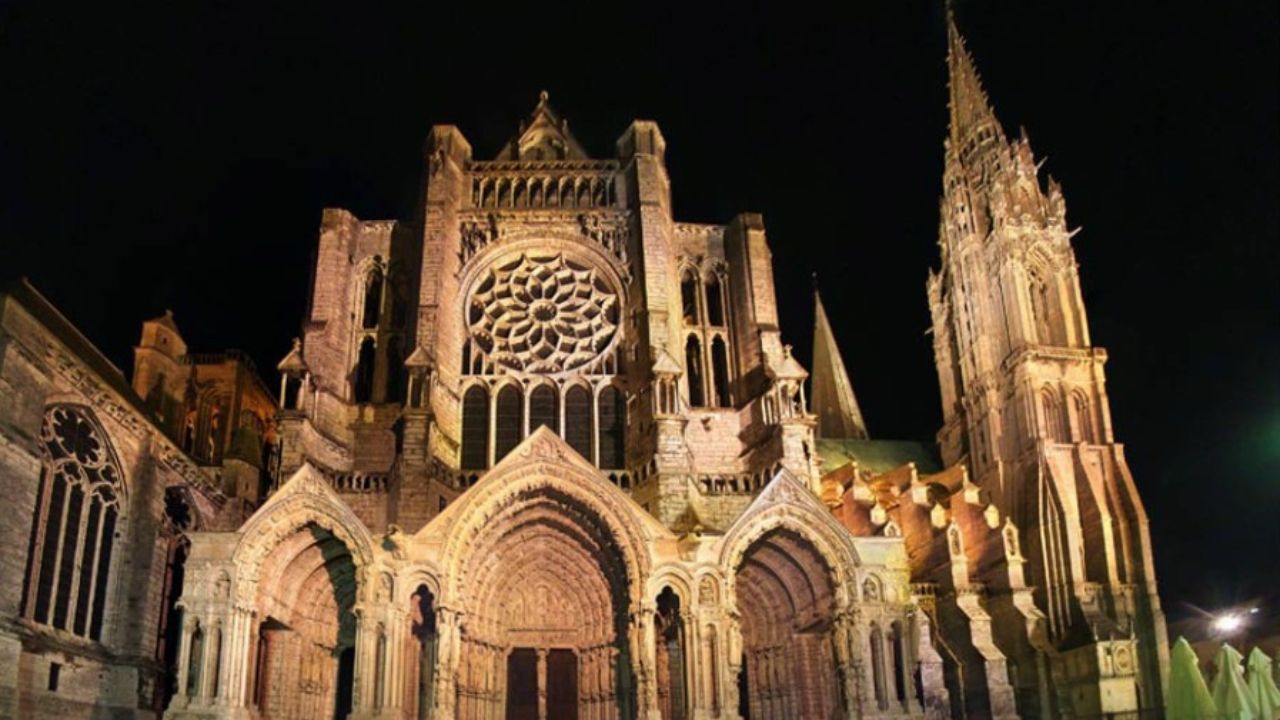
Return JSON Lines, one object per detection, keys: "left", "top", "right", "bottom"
{"left": 0, "top": 16, "right": 1168, "bottom": 720}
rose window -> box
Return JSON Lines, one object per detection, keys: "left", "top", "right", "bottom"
{"left": 468, "top": 252, "right": 620, "bottom": 374}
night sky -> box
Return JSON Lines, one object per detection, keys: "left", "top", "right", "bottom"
{"left": 1, "top": 2, "right": 1276, "bottom": 622}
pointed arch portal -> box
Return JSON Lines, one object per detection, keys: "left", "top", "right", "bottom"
{"left": 733, "top": 527, "right": 842, "bottom": 720}
{"left": 455, "top": 484, "right": 637, "bottom": 720}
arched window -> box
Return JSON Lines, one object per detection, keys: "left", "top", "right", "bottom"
{"left": 564, "top": 386, "right": 593, "bottom": 461}
{"left": 529, "top": 385, "right": 558, "bottom": 434}
{"left": 186, "top": 624, "right": 204, "bottom": 698}
{"left": 685, "top": 335, "right": 705, "bottom": 408}
{"left": 889, "top": 621, "right": 907, "bottom": 705}
{"left": 681, "top": 270, "right": 700, "bottom": 325}
{"left": 384, "top": 336, "right": 405, "bottom": 403}
{"left": 362, "top": 265, "right": 384, "bottom": 329}
{"left": 710, "top": 336, "right": 731, "bottom": 408}
{"left": 22, "top": 405, "right": 123, "bottom": 641}
{"left": 1041, "top": 388, "right": 1066, "bottom": 443}
{"left": 460, "top": 386, "right": 489, "bottom": 470}
{"left": 598, "top": 386, "right": 625, "bottom": 470}
{"left": 1072, "top": 391, "right": 1093, "bottom": 443}
{"left": 494, "top": 385, "right": 523, "bottom": 463}
{"left": 704, "top": 273, "right": 725, "bottom": 327}
{"left": 353, "top": 337, "right": 376, "bottom": 403}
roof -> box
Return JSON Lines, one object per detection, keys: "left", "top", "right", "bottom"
{"left": 817, "top": 437, "right": 943, "bottom": 475}
{"left": 2, "top": 277, "right": 140, "bottom": 407}
{"left": 494, "top": 90, "right": 590, "bottom": 161}
{"left": 147, "top": 308, "right": 181, "bottom": 334}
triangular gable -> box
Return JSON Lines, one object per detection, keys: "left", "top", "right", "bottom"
{"left": 769, "top": 344, "right": 808, "bottom": 380}
{"left": 416, "top": 426, "right": 673, "bottom": 542}
{"left": 233, "top": 461, "right": 376, "bottom": 567}
{"left": 651, "top": 346, "right": 683, "bottom": 375}
{"left": 718, "top": 465, "right": 863, "bottom": 574}
{"left": 495, "top": 91, "right": 590, "bottom": 161}
{"left": 404, "top": 345, "right": 432, "bottom": 368}
{"left": 244, "top": 461, "right": 348, "bottom": 524}
{"left": 276, "top": 337, "right": 306, "bottom": 372}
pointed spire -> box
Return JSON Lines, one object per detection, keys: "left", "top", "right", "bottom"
{"left": 947, "top": 10, "right": 1004, "bottom": 149}
{"left": 811, "top": 285, "right": 868, "bottom": 440}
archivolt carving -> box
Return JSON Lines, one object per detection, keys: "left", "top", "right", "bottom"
{"left": 433, "top": 448, "right": 656, "bottom": 606}
{"left": 467, "top": 252, "right": 620, "bottom": 375}
{"left": 232, "top": 477, "right": 376, "bottom": 585}
{"left": 718, "top": 473, "right": 859, "bottom": 607}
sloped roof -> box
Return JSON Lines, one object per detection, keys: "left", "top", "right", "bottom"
{"left": 494, "top": 90, "right": 590, "bottom": 161}
{"left": 817, "top": 437, "right": 943, "bottom": 475}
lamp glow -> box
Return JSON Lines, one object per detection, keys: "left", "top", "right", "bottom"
{"left": 1212, "top": 614, "right": 1243, "bottom": 633}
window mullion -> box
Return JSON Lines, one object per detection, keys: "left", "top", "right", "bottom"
{"left": 79, "top": 498, "right": 107, "bottom": 638}
{"left": 64, "top": 487, "right": 92, "bottom": 631}
{"left": 43, "top": 480, "right": 74, "bottom": 626}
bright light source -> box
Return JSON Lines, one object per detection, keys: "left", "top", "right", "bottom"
{"left": 1213, "top": 614, "right": 1244, "bottom": 633}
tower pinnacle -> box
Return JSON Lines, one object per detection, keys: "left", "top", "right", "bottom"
{"left": 947, "top": 12, "right": 1004, "bottom": 151}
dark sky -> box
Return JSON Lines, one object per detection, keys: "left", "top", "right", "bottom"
{"left": 1, "top": 2, "right": 1276, "bottom": 620}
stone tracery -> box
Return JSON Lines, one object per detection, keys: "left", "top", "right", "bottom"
{"left": 467, "top": 252, "right": 620, "bottom": 376}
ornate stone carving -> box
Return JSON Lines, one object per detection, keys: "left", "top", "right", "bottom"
{"left": 467, "top": 252, "right": 620, "bottom": 375}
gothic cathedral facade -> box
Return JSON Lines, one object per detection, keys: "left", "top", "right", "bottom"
{"left": 0, "top": 16, "right": 1166, "bottom": 720}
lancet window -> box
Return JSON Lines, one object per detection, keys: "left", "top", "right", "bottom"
{"left": 362, "top": 263, "right": 384, "bottom": 330}
{"left": 678, "top": 261, "right": 734, "bottom": 408}
{"left": 494, "top": 386, "right": 523, "bottom": 463}
{"left": 21, "top": 405, "right": 123, "bottom": 641}
{"left": 458, "top": 380, "right": 626, "bottom": 471}
{"left": 353, "top": 338, "right": 376, "bottom": 403}
{"left": 1041, "top": 387, "right": 1067, "bottom": 443}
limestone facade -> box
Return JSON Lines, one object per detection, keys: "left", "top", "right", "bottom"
{"left": 0, "top": 15, "right": 1167, "bottom": 720}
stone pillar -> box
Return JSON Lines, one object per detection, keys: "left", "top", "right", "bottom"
{"left": 723, "top": 613, "right": 743, "bottom": 720}
{"left": 215, "top": 604, "right": 256, "bottom": 710}
{"left": 832, "top": 609, "right": 865, "bottom": 720}
{"left": 631, "top": 604, "right": 662, "bottom": 720}
{"left": 172, "top": 614, "right": 197, "bottom": 711}
{"left": 535, "top": 648, "right": 549, "bottom": 720}
{"left": 434, "top": 607, "right": 462, "bottom": 719}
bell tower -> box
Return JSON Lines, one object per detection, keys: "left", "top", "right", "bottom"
{"left": 928, "top": 12, "right": 1169, "bottom": 717}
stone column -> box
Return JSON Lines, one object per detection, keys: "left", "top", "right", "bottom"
{"left": 537, "top": 648, "right": 549, "bottom": 720}
{"left": 632, "top": 605, "right": 662, "bottom": 720}
{"left": 172, "top": 614, "right": 197, "bottom": 711}
{"left": 832, "top": 609, "right": 864, "bottom": 720}
{"left": 723, "top": 613, "right": 743, "bottom": 720}
{"left": 434, "top": 607, "right": 462, "bottom": 719}
{"left": 219, "top": 604, "right": 257, "bottom": 710}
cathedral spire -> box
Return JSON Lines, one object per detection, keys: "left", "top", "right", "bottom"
{"left": 810, "top": 286, "right": 868, "bottom": 440}
{"left": 947, "top": 11, "right": 1004, "bottom": 150}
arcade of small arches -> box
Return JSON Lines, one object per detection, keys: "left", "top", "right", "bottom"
{"left": 164, "top": 467, "right": 931, "bottom": 720}
{"left": 348, "top": 257, "right": 413, "bottom": 406}
{"left": 458, "top": 380, "right": 626, "bottom": 472}
{"left": 469, "top": 170, "right": 619, "bottom": 212}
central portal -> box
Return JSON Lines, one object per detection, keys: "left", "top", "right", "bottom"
{"left": 457, "top": 485, "right": 635, "bottom": 720}
{"left": 504, "top": 648, "right": 579, "bottom": 720}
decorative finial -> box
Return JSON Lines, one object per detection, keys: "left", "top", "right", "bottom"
{"left": 811, "top": 272, "right": 820, "bottom": 292}
{"left": 538, "top": 89, "right": 549, "bottom": 104}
